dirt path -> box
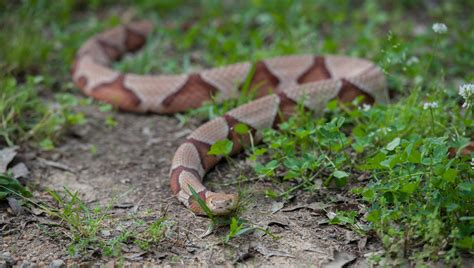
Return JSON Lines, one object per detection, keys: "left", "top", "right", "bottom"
{"left": 1, "top": 104, "right": 380, "bottom": 266}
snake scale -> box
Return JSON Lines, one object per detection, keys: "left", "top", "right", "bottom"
{"left": 72, "top": 21, "right": 389, "bottom": 215}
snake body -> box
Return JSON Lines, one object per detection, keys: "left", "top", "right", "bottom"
{"left": 72, "top": 21, "right": 389, "bottom": 215}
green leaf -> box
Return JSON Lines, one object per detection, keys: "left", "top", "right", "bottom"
{"left": 326, "top": 99, "right": 338, "bottom": 111}
{"left": 366, "top": 209, "right": 381, "bottom": 223}
{"left": 234, "top": 227, "right": 253, "bottom": 237}
{"left": 283, "top": 158, "right": 301, "bottom": 170}
{"left": 99, "top": 104, "right": 113, "bottom": 112}
{"left": 458, "top": 182, "right": 473, "bottom": 192}
{"left": 359, "top": 152, "right": 386, "bottom": 170}
{"left": 386, "top": 137, "right": 401, "bottom": 151}
{"left": 253, "top": 148, "right": 267, "bottom": 156}
{"left": 254, "top": 160, "right": 279, "bottom": 176}
{"left": 457, "top": 236, "right": 473, "bottom": 250}
{"left": 0, "top": 175, "right": 32, "bottom": 200}
{"left": 407, "top": 149, "right": 422, "bottom": 163}
{"left": 446, "top": 202, "right": 459, "bottom": 212}
{"left": 442, "top": 168, "right": 458, "bottom": 184}
{"left": 188, "top": 185, "right": 214, "bottom": 220}
{"left": 208, "top": 139, "right": 233, "bottom": 156}
{"left": 352, "top": 141, "right": 366, "bottom": 153}
{"left": 234, "top": 123, "right": 249, "bottom": 135}
{"left": 265, "top": 189, "right": 278, "bottom": 199}
{"left": 105, "top": 116, "right": 118, "bottom": 127}
{"left": 332, "top": 170, "right": 349, "bottom": 179}
{"left": 361, "top": 188, "right": 375, "bottom": 201}
{"left": 401, "top": 181, "right": 419, "bottom": 194}
{"left": 329, "top": 210, "right": 357, "bottom": 225}
{"left": 352, "top": 125, "right": 366, "bottom": 138}
{"left": 40, "top": 138, "right": 55, "bottom": 151}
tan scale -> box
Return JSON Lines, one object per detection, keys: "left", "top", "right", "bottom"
{"left": 73, "top": 57, "right": 121, "bottom": 94}
{"left": 283, "top": 80, "right": 342, "bottom": 112}
{"left": 124, "top": 74, "right": 189, "bottom": 112}
{"left": 97, "top": 26, "right": 128, "bottom": 53}
{"left": 187, "top": 117, "right": 229, "bottom": 145}
{"left": 345, "top": 67, "right": 389, "bottom": 103}
{"left": 170, "top": 143, "right": 205, "bottom": 177}
{"left": 178, "top": 170, "right": 206, "bottom": 196}
{"left": 263, "top": 55, "right": 315, "bottom": 87}
{"left": 77, "top": 40, "right": 111, "bottom": 65}
{"left": 324, "top": 55, "right": 375, "bottom": 78}
{"left": 226, "top": 95, "right": 281, "bottom": 130}
{"left": 126, "top": 21, "right": 154, "bottom": 36}
{"left": 200, "top": 62, "right": 252, "bottom": 100}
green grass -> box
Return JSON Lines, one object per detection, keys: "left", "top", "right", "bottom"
{"left": 0, "top": 0, "right": 473, "bottom": 265}
{"left": 0, "top": 75, "right": 87, "bottom": 147}
{"left": 29, "top": 186, "right": 172, "bottom": 258}
{"left": 57, "top": 191, "right": 172, "bottom": 258}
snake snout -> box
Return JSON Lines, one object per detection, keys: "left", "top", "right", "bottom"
{"left": 206, "top": 193, "right": 239, "bottom": 215}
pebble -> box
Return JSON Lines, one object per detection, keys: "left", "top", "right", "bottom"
{"left": 0, "top": 251, "right": 15, "bottom": 265}
{"left": 49, "top": 259, "right": 65, "bottom": 268}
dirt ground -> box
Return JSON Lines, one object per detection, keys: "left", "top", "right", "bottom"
{"left": 1, "top": 104, "right": 383, "bottom": 267}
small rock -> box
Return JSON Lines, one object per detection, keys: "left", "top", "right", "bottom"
{"left": 271, "top": 201, "right": 285, "bottom": 214}
{"left": 50, "top": 153, "right": 61, "bottom": 161}
{"left": 321, "top": 250, "right": 356, "bottom": 268}
{"left": 20, "top": 260, "right": 31, "bottom": 268}
{"left": 104, "top": 260, "right": 115, "bottom": 268}
{"left": 12, "top": 162, "right": 29, "bottom": 179}
{"left": 0, "top": 146, "right": 18, "bottom": 173}
{"left": 49, "top": 259, "right": 64, "bottom": 268}
{"left": 252, "top": 242, "right": 294, "bottom": 259}
{"left": 0, "top": 251, "right": 15, "bottom": 265}
{"left": 100, "top": 229, "right": 111, "bottom": 237}
{"left": 120, "top": 179, "right": 131, "bottom": 184}
{"left": 7, "top": 197, "right": 24, "bottom": 215}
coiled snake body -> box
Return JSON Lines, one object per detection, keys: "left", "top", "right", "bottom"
{"left": 72, "top": 21, "right": 389, "bottom": 215}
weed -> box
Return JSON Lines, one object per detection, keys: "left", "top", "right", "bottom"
{"left": 0, "top": 75, "right": 85, "bottom": 147}
{"left": 0, "top": 175, "right": 32, "bottom": 200}
{"left": 1, "top": 186, "right": 174, "bottom": 258}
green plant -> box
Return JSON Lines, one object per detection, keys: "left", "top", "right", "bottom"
{"left": 250, "top": 89, "right": 472, "bottom": 263}
{"left": 0, "top": 76, "right": 86, "bottom": 147}
{"left": 0, "top": 175, "right": 32, "bottom": 200}
{"left": 37, "top": 187, "right": 172, "bottom": 257}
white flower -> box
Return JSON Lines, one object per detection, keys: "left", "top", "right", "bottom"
{"left": 407, "top": 56, "right": 419, "bottom": 66}
{"left": 423, "top": 102, "right": 439, "bottom": 110}
{"left": 459, "top": 84, "right": 474, "bottom": 108}
{"left": 377, "top": 127, "right": 391, "bottom": 135}
{"left": 459, "top": 84, "right": 474, "bottom": 99}
{"left": 471, "top": 158, "right": 474, "bottom": 170}
{"left": 432, "top": 23, "right": 448, "bottom": 34}
{"left": 361, "top": 104, "right": 371, "bottom": 112}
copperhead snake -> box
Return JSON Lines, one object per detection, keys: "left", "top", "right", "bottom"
{"left": 72, "top": 21, "right": 389, "bottom": 216}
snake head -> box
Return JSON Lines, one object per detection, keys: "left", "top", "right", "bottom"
{"left": 205, "top": 192, "right": 239, "bottom": 215}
